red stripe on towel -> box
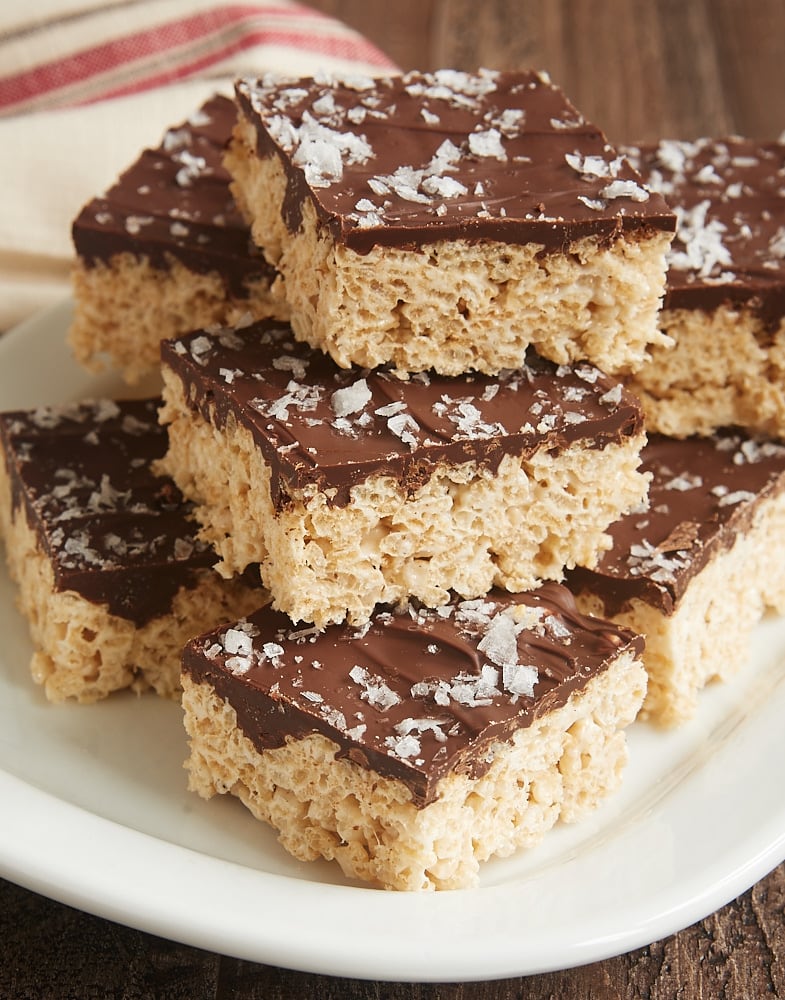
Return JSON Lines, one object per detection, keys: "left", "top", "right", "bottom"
{"left": 0, "top": 4, "right": 394, "bottom": 113}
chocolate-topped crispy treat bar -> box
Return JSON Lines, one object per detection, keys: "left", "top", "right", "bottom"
{"left": 182, "top": 582, "right": 647, "bottom": 890}
{"left": 0, "top": 398, "right": 262, "bottom": 703}
{"left": 623, "top": 138, "right": 785, "bottom": 437}
{"left": 70, "top": 94, "right": 284, "bottom": 384}
{"left": 226, "top": 69, "right": 675, "bottom": 377}
{"left": 567, "top": 431, "right": 785, "bottom": 726}
{"left": 158, "top": 318, "right": 650, "bottom": 628}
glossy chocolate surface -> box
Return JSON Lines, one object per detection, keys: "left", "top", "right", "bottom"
{"left": 0, "top": 398, "right": 217, "bottom": 626}
{"left": 183, "top": 582, "right": 643, "bottom": 806}
{"left": 623, "top": 138, "right": 785, "bottom": 326}
{"left": 235, "top": 69, "right": 675, "bottom": 254}
{"left": 161, "top": 319, "right": 645, "bottom": 510}
{"left": 72, "top": 94, "right": 274, "bottom": 295}
{"left": 567, "top": 431, "right": 785, "bottom": 615}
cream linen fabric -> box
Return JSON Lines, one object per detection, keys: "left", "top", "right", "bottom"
{"left": 0, "top": 0, "right": 395, "bottom": 331}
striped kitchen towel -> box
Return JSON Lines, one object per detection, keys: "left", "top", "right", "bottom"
{"left": 0, "top": 0, "right": 398, "bottom": 330}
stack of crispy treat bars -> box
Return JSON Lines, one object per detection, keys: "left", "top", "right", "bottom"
{"left": 3, "top": 68, "right": 785, "bottom": 890}
{"left": 567, "top": 137, "right": 785, "bottom": 725}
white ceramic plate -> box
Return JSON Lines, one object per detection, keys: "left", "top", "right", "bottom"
{"left": 1, "top": 301, "right": 784, "bottom": 983}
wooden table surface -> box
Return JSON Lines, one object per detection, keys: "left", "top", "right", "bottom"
{"left": 3, "top": 2, "right": 785, "bottom": 997}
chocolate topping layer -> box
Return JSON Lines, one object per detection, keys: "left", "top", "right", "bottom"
{"left": 72, "top": 94, "right": 274, "bottom": 296}
{"left": 182, "top": 582, "right": 643, "bottom": 806}
{"left": 567, "top": 431, "right": 785, "bottom": 615}
{"left": 234, "top": 69, "right": 675, "bottom": 254}
{"left": 623, "top": 138, "right": 785, "bottom": 326}
{"left": 161, "top": 319, "right": 645, "bottom": 510}
{"left": 0, "top": 398, "right": 218, "bottom": 626}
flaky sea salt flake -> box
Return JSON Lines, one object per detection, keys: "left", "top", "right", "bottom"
{"left": 349, "top": 665, "right": 401, "bottom": 710}
{"left": 422, "top": 175, "right": 468, "bottom": 198}
{"left": 503, "top": 662, "right": 537, "bottom": 698}
{"left": 385, "top": 734, "right": 421, "bottom": 759}
{"left": 396, "top": 717, "right": 448, "bottom": 741}
{"left": 331, "top": 378, "right": 371, "bottom": 417}
{"left": 477, "top": 611, "right": 520, "bottom": 668}
{"left": 717, "top": 489, "right": 756, "bottom": 507}
{"left": 600, "top": 179, "right": 650, "bottom": 202}
{"left": 224, "top": 628, "right": 254, "bottom": 657}
{"left": 468, "top": 128, "right": 506, "bottom": 160}
{"left": 599, "top": 384, "right": 623, "bottom": 406}
{"left": 387, "top": 412, "right": 420, "bottom": 449}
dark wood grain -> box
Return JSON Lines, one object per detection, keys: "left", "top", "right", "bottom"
{"left": 2, "top": 864, "right": 784, "bottom": 997}
{"left": 309, "top": 0, "right": 438, "bottom": 72}
{"left": 314, "top": 0, "right": 785, "bottom": 143}
{"left": 3, "top": 3, "right": 785, "bottom": 998}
